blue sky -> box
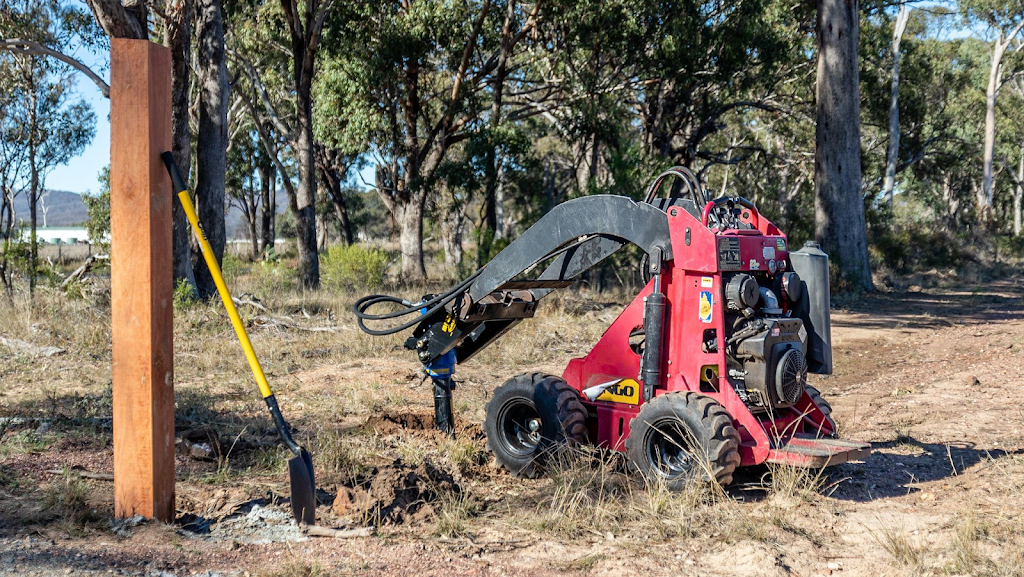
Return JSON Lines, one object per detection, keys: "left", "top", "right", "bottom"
{"left": 46, "top": 70, "right": 108, "bottom": 195}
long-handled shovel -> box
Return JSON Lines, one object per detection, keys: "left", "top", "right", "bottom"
{"left": 161, "top": 152, "right": 317, "bottom": 526}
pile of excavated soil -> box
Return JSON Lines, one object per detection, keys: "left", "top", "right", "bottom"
{"left": 332, "top": 459, "right": 460, "bottom": 525}
{"left": 364, "top": 411, "right": 435, "bottom": 435}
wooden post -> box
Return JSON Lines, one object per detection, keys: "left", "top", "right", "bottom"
{"left": 109, "top": 38, "right": 175, "bottom": 522}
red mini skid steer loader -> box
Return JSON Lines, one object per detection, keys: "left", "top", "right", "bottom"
{"left": 355, "top": 167, "right": 870, "bottom": 487}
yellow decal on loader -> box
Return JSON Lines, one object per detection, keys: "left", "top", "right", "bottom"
{"left": 596, "top": 379, "right": 641, "bottom": 405}
{"left": 441, "top": 314, "right": 457, "bottom": 334}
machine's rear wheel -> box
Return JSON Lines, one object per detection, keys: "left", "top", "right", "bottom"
{"left": 484, "top": 373, "right": 588, "bottom": 477}
{"left": 626, "top": 392, "right": 741, "bottom": 489}
{"left": 805, "top": 385, "right": 837, "bottom": 437}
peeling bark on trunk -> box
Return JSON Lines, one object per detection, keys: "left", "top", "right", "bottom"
{"left": 193, "top": 0, "right": 228, "bottom": 299}
{"left": 882, "top": 2, "right": 909, "bottom": 207}
{"left": 814, "top": 0, "right": 873, "bottom": 290}
{"left": 396, "top": 198, "right": 426, "bottom": 279}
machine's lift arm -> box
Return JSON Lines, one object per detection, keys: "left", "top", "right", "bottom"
{"left": 413, "top": 195, "right": 673, "bottom": 367}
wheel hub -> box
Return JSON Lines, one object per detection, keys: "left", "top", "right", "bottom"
{"left": 497, "top": 400, "right": 543, "bottom": 457}
{"left": 645, "top": 418, "right": 698, "bottom": 478}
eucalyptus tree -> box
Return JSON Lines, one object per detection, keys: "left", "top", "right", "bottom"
{"left": 193, "top": 0, "right": 230, "bottom": 298}
{"left": 963, "top": 0, "right": 1024, "bottom": 217}
{"left": 882, "top": 2, "right": 911, "bottom": 207}
{"left": 815, "top": 0, "right": 873, "bottom": 290}
{"left": 316, "top": 0, "right": 541, "bottom": 279}
{"left": 228, "top": 0, "right": 336, "bottom": 288}
{"left": 0, "top": 2, "right": 95, "bottom": 293}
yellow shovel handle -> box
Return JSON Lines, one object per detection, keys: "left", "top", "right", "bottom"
{"left": 175, "top": 189, "right": 274, "bottom": 400}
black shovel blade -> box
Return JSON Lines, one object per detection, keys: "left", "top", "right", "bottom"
{"left": 288, "top": 449, "right": 316, "bottom": 526}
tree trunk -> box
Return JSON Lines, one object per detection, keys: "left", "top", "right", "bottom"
{"left": 882, "top": 2, "right": 909, "bottom": 208}
{"left": 280, "top": 0, "right": 326, "bottom": 289}
{"left": 437, "top": 186, "right": 465, "bottom": 274}
{"left": 316, "top": 151, "right": 355, "bottom": 245}
{"left": 249, "top": 204, "right": 259, "bottom": 260}
{"left": 293, "top": 108, "right": 320, "bottom": 288}
{"left": 814, "top": 0, "right": 873, "bottom": 290}
{"left": 478, "top": 14, "right": 510, "bottom": 267}
{"left": 164, "top": 0, "right": 197, "bottom": 293}
{"left": 942, "top": 172, "right": 958, "bottom": 227}
{"left": 396, "top": 195, "right": 426, "bottom": 279}
{"left": 28, "top": 75, "right": 38, "bottom": 294}
{"left": 193, "top": 0, "right": 228, "bottom": 299}
{"left": 1015, "top": 143, "right": 1023, "bottom": 237}
{"left": 981, "top": 34, "right": 1009, "bottom": 217}
{"left": 258, "top": 162, "right": 275, "bottom": 255}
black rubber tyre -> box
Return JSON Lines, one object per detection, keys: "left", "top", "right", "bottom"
{"left": 805, "top": 385, "right": 837, "bottom": 437}
{"left": 484, "top": 373, "right": 588, "bottom": 477}
{"left": 625, "top": 392, "right": 741, "bottom": 489}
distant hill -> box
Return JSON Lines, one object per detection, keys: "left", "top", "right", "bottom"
{"left": 12, "top": 189, "right": 88, "bottom": 226}
{"left": 11, "top": 188, "right": 288, "bottom": 239}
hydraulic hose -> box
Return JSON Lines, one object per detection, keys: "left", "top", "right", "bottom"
{"left": 353, "top": 235, "right": 599, "bottom": 336}
{"left": 353, "top": 270, "right": 483, "bottom": 336}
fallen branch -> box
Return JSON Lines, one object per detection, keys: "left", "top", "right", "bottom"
{"left": 61, "top": 254, "right": 109, "bottom": 289}
{"left": 300, "top": 524, "right": 374, "bottom": 539}
{"left": 46, "top": 469, "right": 114, "bottom": 481}
{"left": 0, "top": 337, "right": 65, "bottom": 357}
{"left": 232, "top": 293, "right": 268, "bottom": 313}
{"left": 251, "top": 315, "right": 337, "bottom": 333}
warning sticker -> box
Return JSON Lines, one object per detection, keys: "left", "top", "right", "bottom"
{"left": 718, "top": 238, "right": 741, "bottom": 270}
{"left": 749, "top": 259, "right": 760, "bottom": 270}
{"left": 762, "top": 246, "right": 776, "bottom": 260}
{"left": 701, "top": 277, "right": 713, "bottom": 288}
{"left": 776, "top": 238, "right": 787, "bottom": 252}
{"left": 699, "top": 290, "right": 713, "bottom": 323}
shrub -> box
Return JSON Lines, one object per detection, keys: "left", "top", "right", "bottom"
{"left": 252, "top": 258, "right": 295, "bottom": 295}
{"left": 220, "top": 253, "right": 246, "bottom": 283}
{"left": 173, "top": 278, "right": 196, "bottom": 309}
{"left": 321, "top": 243, "right": 390, "bottom": 289}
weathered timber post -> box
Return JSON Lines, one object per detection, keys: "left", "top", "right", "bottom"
{"left": 109, "top": 38, "right": 175, "bottom": 521}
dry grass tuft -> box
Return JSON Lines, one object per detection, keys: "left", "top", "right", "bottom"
{"left": 520, "top": 445, "right": 730, "bottom": 542}
{"left": 258, "top": 559, "right": 327, "bottom": 577}
{"left": 873, "top": 524, "right": 925, "bottom": 573}
{"left": 765, "top": 462, "right": 828, "bottom": 501}
{"left": 433, "top": 489, "right": 478, "bottom": 538}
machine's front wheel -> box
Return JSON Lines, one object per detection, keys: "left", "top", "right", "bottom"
{"left": 626, "top": 392, "right": 741, "bottom": 489}
{"left": 484, "top": 373, "right": 588, "bottom": 477}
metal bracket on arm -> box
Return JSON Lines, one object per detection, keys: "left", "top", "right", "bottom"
{"left": 467, "top": 195, "right": 673, "bottom": 301}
